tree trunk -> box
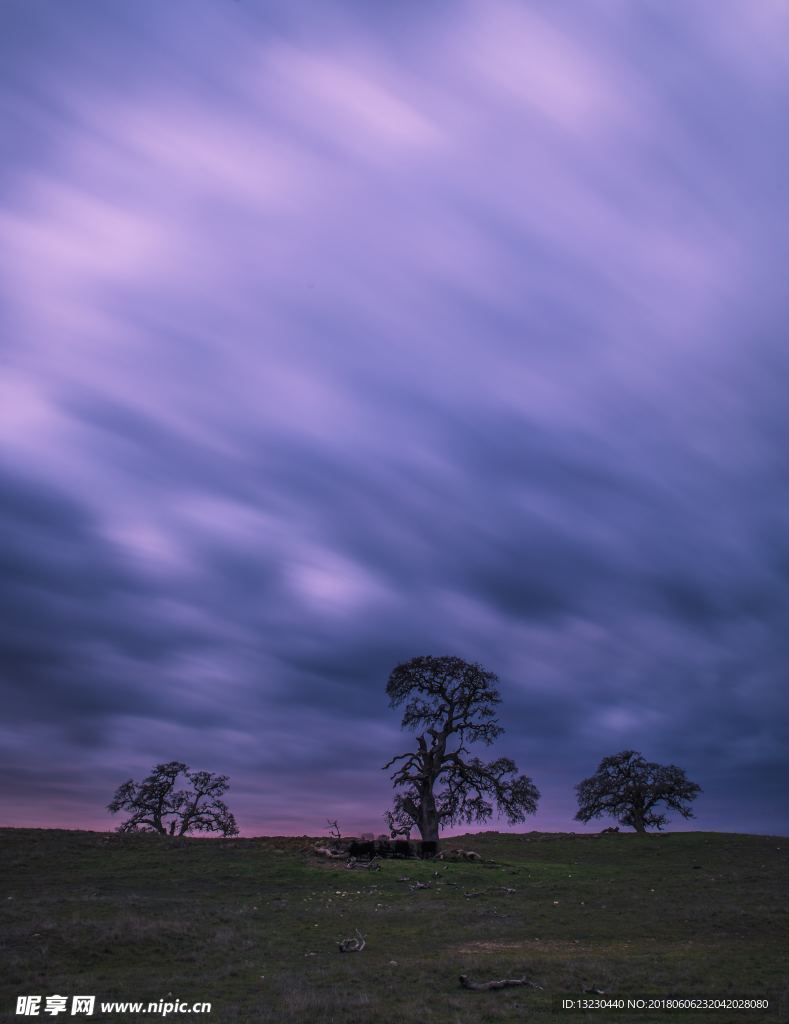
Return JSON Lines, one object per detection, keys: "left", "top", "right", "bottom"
{"left": 417, "top": 788, "right": 440, "bottom": 844}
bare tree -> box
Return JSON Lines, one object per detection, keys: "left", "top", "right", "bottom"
{"left": 575, "top": 750, "right": 701, "bottom": 833}
{"left": 108, "top": 761, "right": 239, "bottom": 837}
{"left": 325, "top": 819, "right": 343, "bottom": 849}
{"left": 383, "top": 655, "right": 539, "bottom": 845}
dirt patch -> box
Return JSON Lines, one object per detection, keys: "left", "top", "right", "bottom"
{"left": 456, "top": 941, "right": 529, "bottom": 954}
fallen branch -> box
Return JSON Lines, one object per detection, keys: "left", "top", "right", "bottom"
{"left": 436, "top": 848, "right": 482, "bottom": 862}
{"left": 338, "top": 930, "right": 366, "bottom": 953}
{"left": 313, "top": 845, "right": 344, "bottom": 859}
{"left": 346, "top": 856, "right": 381, "bottom": 871}
{"left": 459, "top": 974, "right": 543, "bottom": 992}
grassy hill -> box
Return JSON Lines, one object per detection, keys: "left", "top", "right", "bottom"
{"left": 1, "top": 828, "right": 786, "bottom": 1023}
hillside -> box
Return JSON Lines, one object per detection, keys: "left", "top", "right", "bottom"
{"left": 1, "top": 829, "right": 786, "bottom": 1023}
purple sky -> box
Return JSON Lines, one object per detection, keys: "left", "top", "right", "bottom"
{"left": 1, "top": 1, "right": 788, "bottom": 837}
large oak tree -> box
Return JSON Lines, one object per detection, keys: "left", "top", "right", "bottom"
{"left": 383, "top": 655, "right": 539, "bottom": 844}
{"left": 108, "top": 761, "right": 239, "bottom": 837}
{"left": 575, "top": 750, "right": 701, "bottom": 833}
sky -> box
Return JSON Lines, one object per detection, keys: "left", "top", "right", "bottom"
{"left": 1, "top": 0, "right": 788, "bottom": 838}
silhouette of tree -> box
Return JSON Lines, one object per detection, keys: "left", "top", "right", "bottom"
{"left": 575, "top": 749, "right": 701, "bottom": 833}
{"left": 108, "top": 761, "right": 239, "bottom": 836}
{"left": 383, "top": 655, "right": 539, "bottom": 845}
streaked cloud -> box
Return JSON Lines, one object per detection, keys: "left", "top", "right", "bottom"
{"left": 1, "top": 0, "right": 787, "bottom": 835}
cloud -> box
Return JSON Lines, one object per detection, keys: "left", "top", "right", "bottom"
{"left": 0, "top": 0, "right": 787, "bottom": 836}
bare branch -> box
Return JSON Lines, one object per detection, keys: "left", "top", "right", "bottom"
{"left": 382, "top": 751, "right": 419, "bottom": 771}
{"left": 459, "top": 975, "right": 543, "bottom": 992}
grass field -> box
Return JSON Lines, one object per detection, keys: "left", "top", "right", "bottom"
{"left": 1, "top": 828, "right": 787, "bottom": 1023}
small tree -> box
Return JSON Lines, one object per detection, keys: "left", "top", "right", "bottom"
{"left": 575, "top": 750, "right": 701, "bottom": 833}
{"left": 108, "top": 761, "right": 239, "bottom": 837}
{"left": 325, "top": 819, "right": 343, "bottom": 849}
{"left": 383, "top": 655, "right": 539, "bottom": 844}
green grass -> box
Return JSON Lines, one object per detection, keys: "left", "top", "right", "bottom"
{"left": 1, "top": 829, "right": 787, "bottom": 1023}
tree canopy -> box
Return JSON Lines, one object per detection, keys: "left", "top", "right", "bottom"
{"left": 383, "top": 655, "right": 539, "bottom": 844}
{"left": 575, "top": 749, "right": 701, "bottom": 833}
{"left": 108, "top": 761, "right": 239, "bottom": 837}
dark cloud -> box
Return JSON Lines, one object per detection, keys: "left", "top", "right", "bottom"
{"left": 1, "top": 0, "right": 788, "bottom": 835}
